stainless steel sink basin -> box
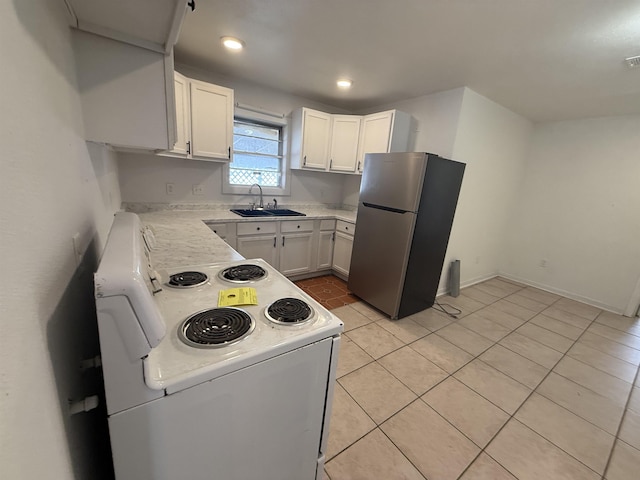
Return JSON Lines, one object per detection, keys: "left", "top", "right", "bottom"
{"left": 230, "top": 208, "right": 306, "bottom": 217}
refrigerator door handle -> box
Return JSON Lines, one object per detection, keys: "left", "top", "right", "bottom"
{"left": 362, "top": 202, "right": 411, "bottom": 214}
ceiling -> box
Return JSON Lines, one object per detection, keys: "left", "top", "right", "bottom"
{"left": 175, "top": 0, "right": 640, "bottom": 122}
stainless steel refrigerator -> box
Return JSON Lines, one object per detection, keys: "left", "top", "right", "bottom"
{"left": 348, "top": 152, "right": 465, "bottom": 319}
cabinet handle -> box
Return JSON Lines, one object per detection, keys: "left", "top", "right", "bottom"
{"left": 332, "top": 232, "right": 335, "bottom": 241}
{"left": 228, "top": 146, "right": 231, "bottom": 159}
{"left": 357, "top": 161, "right": 361, "bottom": 171}
{"left": 303, "top": 155, "right": 307, "bottom": 166}
{"left": 345, "top": 226, "right": 349, "bottom": 231}
{"left": 297, "top": 225, "right": 300, "bottom": 229}
{"left": 256, "top": 227, "right": 260, "bottom": 231}
{"left": 186, "top": 141, "right": 191, "bottom": 155}
{"left": 187, "top": 0, "right": 196, "bottom": 11}
{"left": 273, "top": 237, "right": 276, "bottom": 248}
{"left": 282, "top": 237, "right": 285, "bottom": 247}
{"left": 330, "top": 159, "right": 333, "bottom": 169}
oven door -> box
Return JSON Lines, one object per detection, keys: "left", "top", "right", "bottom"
{"left": 108, "top": 338, "right": 333, "bottom": 480}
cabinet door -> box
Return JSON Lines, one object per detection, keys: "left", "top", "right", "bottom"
{"left": 357, "top": 111, "right": 394, "bottom": 172}
{"left": 332, "top": 231, "right": 354, "bottom": 277}
{"left": 329, "top": 115, "right": 361, "bottom": 172}
{"left": 317, "top": 231, "right": 335, "bottom": 271}
{"left": 236, "top": 235, "right": 278, "bottom": 268}
{"left": 301, "top": 109, "right": 331, "bottom": 169}
{"left": 171, "top": 72, "right": 190, "bottom": 156}
{"left": 189, "top": 80, "right": 234, "bottom": 160}
{"left": 280, "top": 233, "right": 314, "bottom": 276}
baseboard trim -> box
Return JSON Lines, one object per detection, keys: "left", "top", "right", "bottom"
{"left": 497, "top": 272, "right": 625, "bottom": 316}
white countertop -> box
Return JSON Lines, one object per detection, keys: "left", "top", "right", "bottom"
{"left": 134, "top": 205, "right": 357, "bottom": 270}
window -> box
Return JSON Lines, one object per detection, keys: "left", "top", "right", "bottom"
{"left": 229, "top": 119, "right": 283, "bottom": 188}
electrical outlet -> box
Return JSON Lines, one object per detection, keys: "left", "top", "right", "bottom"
{"left": 192, "top": 184, "right": 204, "bottom": 195}
{"left": 539, "top": 259, "right": 548, "bottom": 268}
{"left": 166, "top": 183, "right": 175, "bottom": 195}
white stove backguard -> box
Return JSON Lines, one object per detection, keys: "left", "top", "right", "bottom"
{"left": 94, "top": 212, "right": 166, "bottom": 356}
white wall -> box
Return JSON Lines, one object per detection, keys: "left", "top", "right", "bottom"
{"left": 446, "top": 88, "right": 533, "bottom": 289}
{"left": 346, "top": 87, "right": 532, "bottom": 292}
{"left": 118, "top": 153, "right": 345, "bottom": 207}
{"left": 0, "top": 1, "right": 121, "bottom": 478}
{"left": 359, "top": 87, "right": 466, "bottom": 158}
{"left": 501, "top": 115, "right": 640, "bottom": 313}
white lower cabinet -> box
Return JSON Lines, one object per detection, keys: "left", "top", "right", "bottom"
{"left": 332, "top": 220, "right": 355, "bottom": 278}
{"left": 317, "top": 219, "right": 336, "bottom": 271}
{"left": 229, "top": 218, "right": 355, "bottom": 280}
{"left": 235, "top": 222, "right": 278, "bottom": 268}
{"left": 280, "top": 233, "right": 314, "bottom": 276}
{"left": 235, "top": 220, "right": 314, "bottom": 275}
{"left": 279, "top": 220, "right": 314, "bottom": 276}
{"left": 236, "top": 235, "right": 278, "bottom": 268}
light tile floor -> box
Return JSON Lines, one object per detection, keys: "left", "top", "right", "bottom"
{"left": 325, "top": 277, "right": 640, "bottom": 480}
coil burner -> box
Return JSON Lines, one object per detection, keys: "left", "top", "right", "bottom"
{"left": 264, "top": 298, "right": 314, "bottom": 326}
{"left": 218, "top": 264, "right": 268, "bottom": 283}
{"left": 178, "top": 308, "right": 255, "bottom": 348}
{"left": 168, "top": 271, "right": 208, "bottom": 288}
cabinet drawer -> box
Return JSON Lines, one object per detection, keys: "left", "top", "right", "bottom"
{"left": 319, "top": 219, "right": 336, "bottom": 231}
{"left": 237, "top": 221, "right": 277, "bottom": 235}
{"left": 336, "top": 220, "right": 355, "bottom": 236}
{"left": 281, "top": 220, "right": 314, "bottom": 233}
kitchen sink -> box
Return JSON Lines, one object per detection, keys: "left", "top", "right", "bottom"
{"left": 230, "top": 208, "right": 306, "bottom": 217}
{"left": 230, "top": 209, "right": 273, "bottom": 217}
{"left": 265, "top": 209, "right": 306, "bottom": 216}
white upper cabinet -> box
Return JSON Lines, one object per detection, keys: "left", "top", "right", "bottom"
{"left": 329, "top": 115, "right": 361, "bottom": 173}
{"left": 291, "top": 107, "right": 409, "bottom": 175}
{"left": 166, "top": 74, "right": 234, "bottom": 161}
{"left": 356, "top": 110, "right": 411, "bottom": 173}
{"left": 290, "top": 108, "right": 332, "bottom": 170}
{"left": 72, "top": 30, "right": 177, "bottom": 151}
{"left": 189, "top": 79, "right": 234, "bottom": 161}
{"left": 171, "top": 72, "right": 190, "bottom": 155}
{"left": 68, "top": 0, "right": 191, "bottom": 151}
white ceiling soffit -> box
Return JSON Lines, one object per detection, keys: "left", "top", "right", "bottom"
{"left": 175, "top": 0, "right": 640, "bottom": 122}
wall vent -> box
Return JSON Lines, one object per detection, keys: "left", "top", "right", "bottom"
{"left": 625, "top": 55, "right": 640, "bottom": 68}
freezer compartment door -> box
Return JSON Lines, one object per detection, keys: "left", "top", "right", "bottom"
{"left": 348, "top": 205, "right": 417, "bottom": 318}
{"left": 359, "top": 152, "right": 427, "bottom": 212}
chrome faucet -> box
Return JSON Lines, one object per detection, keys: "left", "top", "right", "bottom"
{"left": 249, "top": 183, "right": 264, "bottom": 209}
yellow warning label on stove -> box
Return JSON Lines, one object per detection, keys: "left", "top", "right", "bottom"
{"left": 218, "top": 287, "right": 258, "bottom": 307}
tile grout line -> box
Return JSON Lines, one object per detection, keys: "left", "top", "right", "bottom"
{"left": 327, "top": 288, "right": 633, "bottom": 478}
{"left": 459, "top": 309, "right": 621, "bottom": 480}
{"left": 599, "top": 356, "right": 640, "bottom": 479}
{"left": 363, "top": 289, "right": 540, "bottom": 480}
{"left": 330, "top": 302, "right": 492, "bottom": 475}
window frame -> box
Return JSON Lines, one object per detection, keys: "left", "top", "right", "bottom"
{"left": 222, "top": 110, "right": 291, "bottom": 197}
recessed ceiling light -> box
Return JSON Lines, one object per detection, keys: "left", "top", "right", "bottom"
{"left": 337, "top": 79, "right": 353, "bottom": 88}
{"left": 221, "top": 36, "right": 245, "bottom": 50}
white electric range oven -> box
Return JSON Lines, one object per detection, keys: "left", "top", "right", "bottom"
{"left": 94, "top": 212, "right": 343, "bottom": 480}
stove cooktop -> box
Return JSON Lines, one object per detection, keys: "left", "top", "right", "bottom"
{"left": 144, "top": 258, "right": 343, "bottom": 393}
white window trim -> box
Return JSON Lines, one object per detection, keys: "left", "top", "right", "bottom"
{"left": 222, "top": 107, "right": 291, "bottom": 196}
